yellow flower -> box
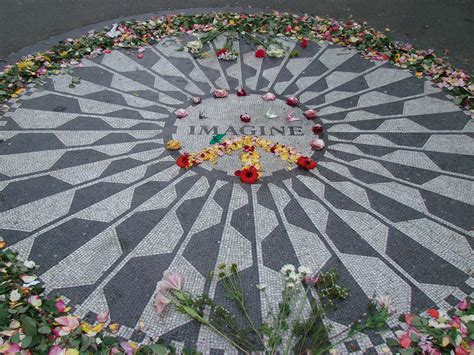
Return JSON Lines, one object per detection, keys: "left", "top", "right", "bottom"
{"left": 0, "top": 240, "right": 6, "bottom": 249}
{"left": 82, "top": 322, "right": 104, "bottom": 336}
{"left": 11, "top": 88, "right": 26, "bottom": 98}
{"left": 66, "top": 350, "right": 80, "bottom": 355}
{"left": 166, "top": 140, "right": 181, "bottom": 150}
{"left": 17, "top": 60, "right": 34, "bottom": 71}
{"left": 109, "top": 323, "right": 120, "bottom": 333}
{"left": 441, "top": 336, "right": 450, "bottom": 347}
{"left": 415, "top": 72, "right": 423, "bottom": 78}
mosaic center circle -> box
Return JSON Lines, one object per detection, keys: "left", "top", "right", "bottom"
{"left": 171, "top": 94, "right": 326, "bottom": 175}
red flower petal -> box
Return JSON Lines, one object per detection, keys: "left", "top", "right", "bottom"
{"left": 238, "top": 167, "right": 259, "bottom": 184}
{"left": 300, "top": 38, "right": 310, "bottom": 48}
{"left": 255, "top": 48, "right": 266, "bottom": 58}
{"left": 237, "top": 88, "right": 247, "bottom": 96}
{"left": 176, "top": 154, "right": 190, "bottom": 168}
{"left": 312, "top": 124, "right": 324, "bottom": 134}
{"left": 240, "top": 114, "right": 251, "bottom": 123}
{"left": 297, "top": 156, "right": 317, "bottom": 170}
{"left": 427, "top": 308, "right": 440, "bottom": 318}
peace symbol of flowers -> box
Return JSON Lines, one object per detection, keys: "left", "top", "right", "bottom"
{"left": 175, "top": 136, "right": 317, "bottom": 184}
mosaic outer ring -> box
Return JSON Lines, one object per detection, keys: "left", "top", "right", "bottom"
{"left": 0, "top": 26, "right": 473, "bottom": 353}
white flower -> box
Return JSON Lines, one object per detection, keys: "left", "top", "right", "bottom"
{"left": 374, "top": 294, "right": 396, "bottom": 314}
{"left": 280, "top": 264, "right": 295, "bottom": 275}
{"left": 286, "top": 282, "right": 295, "bottom": 289}
{"left": 24, "top": 260, "right": 36, "bottom": 268}
{"left": 428, "top": 319, "right": 450, "bottom": 329}
{"left": 256, "top": 284, "right": 267, "bottom": 291}
{"left": 297, "top": 266, "right": 312, "bottom": 277}
{"left": 266, "top": 44, "right": 285, "bottom": 58}
{"left": 186, "top": 40, "right": 203, "bottom": 54}
{"left": 20, "top": 275, "right": 36, "bottom": 284}
{"left": 106, "top": 24, "right": 121, "bottom": 38}
{"left": 9, "top": 289, "right": 21, "bottom": 302}
{"left": 287, "top": 272, "right": 300, "bottom": 282}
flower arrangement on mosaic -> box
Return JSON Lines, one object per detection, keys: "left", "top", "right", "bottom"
{"left": 175, "top": 135, "right": 318, "bottom": 184}
{"left": 153, "top": 262, "right": 399, "bottom": 354}
{"left": 1, "top": 13, "right": 472, "bottom": 110}
{"left": 0, "top": 242, "right": 472, "bottom": 354}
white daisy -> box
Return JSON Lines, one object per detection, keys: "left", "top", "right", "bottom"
{"left": 280, "top": 264, "right": 296, "bottom": 275}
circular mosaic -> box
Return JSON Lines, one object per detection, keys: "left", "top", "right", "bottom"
{"left": 166, "top": 93, "right": 327, "bottom": 176}
{"left": 0, "top": 33, "right": 472, "bottom": 353}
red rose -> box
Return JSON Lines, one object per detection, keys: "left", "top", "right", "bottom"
{"left": 255, "top": 48, "right": 266, "bottom": 58}
{"left": 297, "top": 156, "right": 317, "bottom": 170}
{"left": 399, "top": 335, "right": 412, "bottom": 349}
{"left": 286, "top": 97, "right": 299, "bottom": 107}
{"left": 300, "top": 38, "right": 310, "bottom": 48}
{"left": 103, "top": 49, "right": 112, "bottom": 54}
{"left": 216, "top": 48, "right": 227, "bottom": 57}
{"left": 427, "top": 308, "right": 440, "bottom": 318}
{"left": 312, "top": 124, "right": 323, "bottom": 134}
{"left": 235, "top": 166, "right": 259, "bottom": 184}
{"left": 176, "top": 154, "right": 190, "bottom": 168}
{"left": 240, "top": 114, "right": 251, "bottom": 123}
{"left": 237, "top": 88, "right": 247, "bottom": 96}
{"left": 285, "top": 25, "right": 292, "bottom": 33}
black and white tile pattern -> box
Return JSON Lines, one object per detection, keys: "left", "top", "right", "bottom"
{"left": 0, "top": 34, "right": 472, "bottom": 353}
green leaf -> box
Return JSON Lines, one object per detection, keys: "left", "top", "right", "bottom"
{"left": 182, "top": 306, "right": 201, "bottom": 321}
{"left": 20, "top": 315, "right": 37, "bottom": 336}
{"left": 385, "top": 338, "right": 399, "bottom": 347}
{"left": 147, "top": 344, "right": 168, "bottom": 354}
{"left": 173, "top": 291, "right": 187, "bottom": 302}
{"left": 21, "top": 335, "right": 33, "bottom": 348}
{"left": 37, "top": 325, "right": 51, "bottom": 334}
{"left": 102, "top": 336, "right": 119, "bottom": 346}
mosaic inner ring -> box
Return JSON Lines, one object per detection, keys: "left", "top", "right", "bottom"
{"left": 0, "top": 30, "right": 472, "bottom": 353}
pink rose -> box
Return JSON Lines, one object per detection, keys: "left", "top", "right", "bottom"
{"left": 96, "top": 311, "right": 109, "bottom": 323}
{"left": 303, "top": 109, "right": 318, "bottom": 119}
{"left": 286, "top": 109, "right": 300, "bottom": 122}
{"left": 310, "top": 138, "right": 325, "bottom": 150}
{"left": 48, "top": 345, "right": 64, "bottom": 355}
{"left": 192, "top": 96, "right": 201, "bottom": 105}
{"left": 214, "top": 89, "right": 229, "bottom": 98}
{"left": 399, "top": 335, "right": 412, "bottom": 349}
{"left": 55, "top": 299, "right": 66, "bottom": 313}
{"left": 5, "top": 343, "right": 21, "bottom": 354}
{"left": 457, "top": 299, "right": 469, "bottom": 311}
{"left": 54, "top": 316, "right": 80, "bottom": 336}
{"left": 404, "top": 313, "right": 414, "bottom": 325}
{"left": 262, "top": 92, "right": 276, "bottom": 101}
{"left": 175, "top": 109, "right": 188, "bottom": 119}
{"left": 455, "top": 346, "right": 469, "bottom": 355}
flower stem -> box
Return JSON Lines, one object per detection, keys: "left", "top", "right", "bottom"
{"left": 283, "top": 285, "right": 311, "bottom": 355}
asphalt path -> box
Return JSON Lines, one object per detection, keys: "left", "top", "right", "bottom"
{"left": 0, "top": 0, "right": 472, "bottom": 72}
